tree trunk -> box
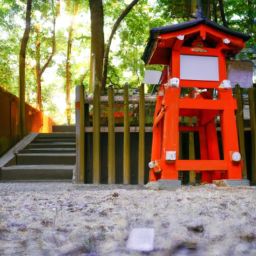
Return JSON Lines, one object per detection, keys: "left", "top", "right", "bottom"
{"left": 102, "top": 0, "right": 139, "bottom": 89}
{"left": 65, "top": 1, "right": 78, "bottom": 125}
{"left": 19, "top": 0, "right": 32, "bottom": 137}
{"left": 203, "top": 0, "right": 211, "bottom": 18}
{"left": 218, "top": 0, "right": 228, "bottom": 27}
{"left": 212, "top": 0, "right": 218, "bottom": 22}
{"left": 247, "top": 0, "right": 254, "bottom": 33}
{"left": 34, "top": 0, "right": 56, "bottom": 111}
{"left": 40, "top": 0, "right": 56, "bottom": 76}
{"left": 35, "top": 25, "right": 42, "bottom": 111}
{"left": 89, "top": 0, "right": 104, "bottom": 91}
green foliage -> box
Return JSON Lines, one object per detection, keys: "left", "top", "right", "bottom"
{"left": 104, "top": 0, "right": 167, "bottom": 88}
{"left": 0, "top": 0, "right": 255, "bottom": 123}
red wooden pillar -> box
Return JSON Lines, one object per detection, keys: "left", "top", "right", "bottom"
{"left": 150, "top": 90, "right": 164, "bottom": 181}
{"left": 205, "top": 119, "right": 222, "bottom": 180}
{"left": 199, "top": 126, "right": 211, "bottom": 182}
{"left": 160, "top": 86, "right": 180, "bottom": 180}
{"left": 219, "top": 90, "right": 242, "bottom": 179}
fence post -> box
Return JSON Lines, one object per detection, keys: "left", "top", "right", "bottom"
{"left": 108, "top": 86, "right": 115, "bottom": 184}
{"left": 75, "top": 85, "right": 85, "bottom": 183}
{"left": 93, "top": 81, "right": 101, "bottom": 184}
{"left": 248, "top": 87, "right": 256, "bottom": 184}
{"left": 138, "top": 84, "right": 145, "bottom": 185}
{"left": 123, "top": 84, "right": 130, "bottom": 184}
{"left": 89, "top": 53, "right": 95, "bottom": 94}
{"left": 235, "top": 85, "right": 247, "bottom": 179}
{"left": 189, "top": 118, "right": 196, "bottom": 184}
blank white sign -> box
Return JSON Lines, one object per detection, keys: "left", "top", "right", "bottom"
{"left": 180, "top": 55, "right": 219, "bottom": 81}
{"left": 143, "top": 70, "right": 162, "bottom": 84}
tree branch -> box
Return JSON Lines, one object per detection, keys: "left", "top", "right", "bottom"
{"left": 102, "top": 0, "right": 139, "bottom": 89}
{"left": 41, "top": 0, "right": 56, "bottom": 75}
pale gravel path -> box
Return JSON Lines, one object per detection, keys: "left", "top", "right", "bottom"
{"left": 0, "top": 182, "right": 256, "bottom": 256}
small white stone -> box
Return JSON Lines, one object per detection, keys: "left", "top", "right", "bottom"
{"left": 126, "top": 228, "right": 154, "bottom": 252}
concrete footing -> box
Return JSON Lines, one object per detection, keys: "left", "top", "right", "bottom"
{"left": 145, "top": 179, "right": 181, "bottom": 190}
{"left": 213, "top": 179, "right": 250, "bottom": 187}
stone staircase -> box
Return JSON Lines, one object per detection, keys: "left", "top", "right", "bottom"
{"left": 0, "top": 130, "right": 76, "bottom": 181}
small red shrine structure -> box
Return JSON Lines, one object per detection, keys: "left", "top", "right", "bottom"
{"left": 142, "top": 18, "right": 250, "bottom": 188}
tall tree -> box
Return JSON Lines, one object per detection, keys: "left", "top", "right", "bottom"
{"left": 89, "top": 0, "right": 140, "bottom": 91}
{"left": 34, "top": 0, "right": 56, "bottom": 111}
{"left": 65, "top": 0, "right": 78, "bottom": 124}
{"left": 89, "top": 0, "right": 104, "bottom": 90}
{"left": 19, "top": 0, "right": 32, "bottom": 137}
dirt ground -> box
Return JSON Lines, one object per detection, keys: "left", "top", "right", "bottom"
{"left": 0, "top": 182, "right": 256, "bottom": 256}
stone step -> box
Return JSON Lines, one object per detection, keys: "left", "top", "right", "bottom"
{"left": 37, "top": 133, "right": 75, "bottom": 138}
{"left": 26, "top": 142, "right": 76, "bottom": 149}
{"left": 52, "top": 125, "right": 75, "bottom": 133}
{"left": 1, "top": 165, "right": 73, "bottom": 180}
{"left": 20, "top": 148, "right": 76, "bottom": 154}
{"left": 16, "top": 153, "right": 76, "bottom": 165}
{"left": 32, "top": 138, "right": 75, "bottom": 143}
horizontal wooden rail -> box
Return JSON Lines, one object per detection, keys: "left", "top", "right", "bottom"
{"left": 177, "top": 160, "right": 227, "bottom": 171}
{"left": 84, "top": 126, "right": 252, "bottom": 133}
{"left": 85, "top": 126, "right": 153, "bottom": 132}
{"left": 85, "top": 94, "right": 156, "bottom": 103}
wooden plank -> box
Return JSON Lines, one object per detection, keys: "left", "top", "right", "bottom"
{"left": 93, "top": 82, "right": 100, "bottom": 184}
{"left": 235, "top": 85, "right": 247, "bottom": 179}
{"left": 75, "top": 85, "right": 85, "bottom": 183}
{"left": 248, "top": 87, "right": 256, "bottom": 184}
{"left": 177, "top": 160, "right": 227, "bottom": 171}
{"left": 123, "top": 84, "right": 130, "bottom": 184}
{"left": 179, "top": 98, "right": 237, "bottom": 110}
{"left": 189, "top": 118, "right": 196, "bottom": 184}
{"left": 108, "top": 87, "right": 115, "bottom": 184}
{"left": 138, "top": 84, "right": 145, "bottom": 185}
{"left": 85, "top": 95, "right": 156, "bottom": 104}
{"left": 85, "top": 126, "right": 153, "bottom": 133}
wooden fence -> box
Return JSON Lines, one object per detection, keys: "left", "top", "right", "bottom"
{"left": 0, "top": 87, "right": 54, "bottom": 156}
{"left": 75, "top": 85, "right": 256, "bottom": 185}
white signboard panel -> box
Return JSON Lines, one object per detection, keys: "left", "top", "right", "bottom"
{"left": 180, "top": 55, "right": 219, "bottom": 81}
{"left": 143, "top": 70, "right": 162, "bottom": 84}
{"left": 228, "top": 60, "right": 253, "bottom": 88}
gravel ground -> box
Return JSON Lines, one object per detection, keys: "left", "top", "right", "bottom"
{"left": 0, "top": 182, "right": 256, "bottom": 256}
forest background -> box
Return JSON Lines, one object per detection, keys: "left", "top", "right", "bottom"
{"left": 0, "top": 0, "right": 255, "bottom": 125}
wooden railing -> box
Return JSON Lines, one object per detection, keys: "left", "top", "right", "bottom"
{"left": 0, "top": 87, "right": 54, "bottom": 156}
{"left": 75, "top": 85, "right": 256, "bottom": 185}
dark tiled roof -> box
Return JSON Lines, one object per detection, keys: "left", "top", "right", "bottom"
{"left": 142, "top": 18, "right": 250, "bottom": 64}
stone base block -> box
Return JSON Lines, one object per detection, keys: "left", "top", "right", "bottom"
{"left": 213, "top": 179, "right": 250, "bottom": 187}
{"left": 145, "top": 179, "right": 181, "bottom": 190}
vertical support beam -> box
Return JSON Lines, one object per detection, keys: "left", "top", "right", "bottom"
{"left": 219, "top": 89, "right": 242, "bottom": 179}
{"left": 160, "top": 86, "right": 180, "bottom": 180}
{"left": 206, "top": 119, "right": 221, "bottom": 181}
{"left": 199, "top": 126, "right": 211, "bottom": 183}
{"left": 189, "top": 118, "right": 196, "bottom": 184}
{"left": 248, "top": 87, "right": 256, "bottom": 184}
{"left": 235, "top": 85, "right": 247, "bottom": 179}
{"left": 149, "top": 88, "right": 164, "bottom": 182}
{"left": 218, "top": 53, "right": 242, "bottom": 180}
{"left": 75, "top": 85, "right": 85, "bottom": 183}
{"left": 138, "top": 84, "right": 145, "bottom": 185}
{"left": 123, "top": 84, "right": 130, "bottom": 184}
{"left": 93, "top": 81, "right": 100, "bottom": 184}
{"left": 89, "top": 53, "right": 95, "bottom": 94}
{"left": 108, "top": 86, "right": 115, "bottom": 184}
